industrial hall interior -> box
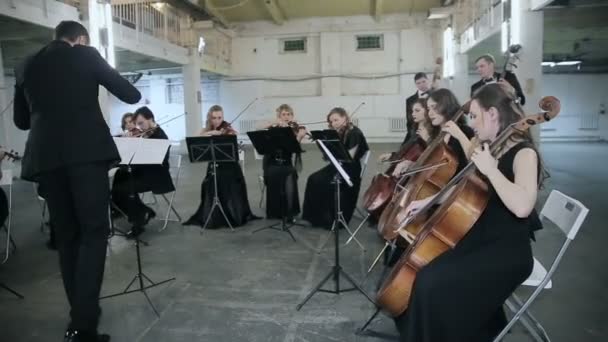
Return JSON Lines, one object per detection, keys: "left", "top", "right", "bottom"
{"left": 0, "top": 0, "right": 607, "bottom": 341}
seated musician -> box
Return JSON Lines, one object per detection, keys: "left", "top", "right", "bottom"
{"left": 394, "top": 83, "right": 543, "bottom": 341}
{"left": 378, "top": 97, "right": 436, "bottom": 177}
{"left": 118, "top": 112, "right": 137, "bottom": 136}
{"left": 263, "top": 104, "right": 307, "bottom": 221}
{"left": 111, "top": 106, "right": 174, "bottom": 237}
{"left": 0, "top": 153, "right": 8, "bottom": 232}
{"left": 183, "top": 105, "right": 258, "bottom": 229}
{"left": 302, "top": 107, "right": 369, "bottom": 228}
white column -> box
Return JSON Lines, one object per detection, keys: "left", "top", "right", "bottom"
{"left": 511, "top": 0, "right": 543, "bottom": 142}
{"left": 183, "top": 50, "right": 203, "bottom": 136}
{"left": 320, "top": 32, "right": 341, "bottom": 97}
{"left": 449, "top": 43, "right": 470, "bottom": 104}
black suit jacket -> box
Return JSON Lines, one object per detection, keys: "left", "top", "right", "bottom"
{"left": 132, "top": 126, "right": 175, "bottom": 194}
{"left": 13, "top": 40, "right": 141, "bottom": 181}
{"left": 470, "top": 71, "right": 526, "bottom": 105}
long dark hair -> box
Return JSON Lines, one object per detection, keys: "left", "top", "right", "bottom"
{"left": 326, "top": 107, "right": 353, "bottom": 139}
{"left": 121, "top": 113, "right": 134, "bottom": 131}
{"left": 472, "top": 83, "right": 548, "bottom": 187}
{"left": 428, "top": 88, "right": 466, "bottom": 126}
{"left": 412, "top": 98, "right": 439, "bottom": 139}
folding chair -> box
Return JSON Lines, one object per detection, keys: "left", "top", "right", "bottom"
{"left": 32, "top": 183, "right": 49, "bottom": 233}
{"left": 346, "top": 150, "right": 372, "bottom": 245}
{"left": 153, "top": 154, "right": 183, "bottom": 232}
{"left": 1, "top": 169, "right": 17, "bottom": 264}
{"left": 254, "top": 149, "right": 265, "bottom": 208}
{"left": 494, "top": 190, "right": 589, "bottom": 342}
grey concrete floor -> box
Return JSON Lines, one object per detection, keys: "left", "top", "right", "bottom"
{"left": 1, "top": 142, "right": 607, "bottom": 342}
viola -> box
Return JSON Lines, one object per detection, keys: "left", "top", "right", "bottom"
{"left": 216, "top": 121, "right": 238, "bottom": 135}
{"left": 376, "top": 96, "right": 561, "bottom": 317}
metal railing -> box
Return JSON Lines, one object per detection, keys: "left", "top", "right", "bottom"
{"left": 111, "top": 1, "right": 193, "bottom": 47}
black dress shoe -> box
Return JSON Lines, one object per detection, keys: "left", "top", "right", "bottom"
{"left": 64, "top": 329, "right": 110, "bottom": 342}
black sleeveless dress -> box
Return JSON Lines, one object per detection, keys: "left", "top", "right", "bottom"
{"left": 395, "top": 142, "right": 539, "bottom": 342}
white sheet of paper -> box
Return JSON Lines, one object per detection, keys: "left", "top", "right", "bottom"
{"left": 113, "top": 137, "right": 170, "bottom": 165}
{"left": 317, "top": 140, "right": 353, "bottom": 187}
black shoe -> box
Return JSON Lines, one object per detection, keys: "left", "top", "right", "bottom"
{"left": 64, "top": 329, "right": 110, "bottom": 342}
{"left": 126, "top": 226, "right": 146, "bottom": 239}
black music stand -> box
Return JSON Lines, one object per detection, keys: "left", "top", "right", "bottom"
{"left": 186, "top": 135, "right": 238, "bottom": 232}
{"left": 248, "top": 127, "right": 302, "bottom": 242}
{"left": 101, "top": 138, "right": 176, "bottom": 317}
{"left": 308, "top": 130, "right": 365, "bottom": 252}
{"left": 296, "top": 137, "right": 375, "bottom": 311}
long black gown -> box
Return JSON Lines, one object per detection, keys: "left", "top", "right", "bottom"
{"left": 263, "top": 149, "right": 301, "bottom": 220}
{"left": 184, "top": 158, "right": 256, "bottom": 229}
{"left": 394, "top": 142, "right": 540, "bottom": 342}
{"left": 302, "top": 126, "right": 369, "bottom": 228}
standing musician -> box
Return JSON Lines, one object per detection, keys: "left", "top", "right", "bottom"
{"left": 13, "top": 21, "right": 141, "bottom": 342}
{"left": 404, "top": 72, "right": 432, "bottom": 141}
{"left": 263, "top": 104, "right": 306, "bottom": 221}
{"left": 394, "top": 83, "right": 544, "bottom": 341}
{"left": 183, "top": 105, "right": 258, "bottom": 228}
{"left": 302, "top": 107, "right": 369, "bottom": 228}
{"left": 111, "top": 106, "right": 174, "bottom": 238}
{"left": 471, "top": 54, "right": 526, "bottom": 105}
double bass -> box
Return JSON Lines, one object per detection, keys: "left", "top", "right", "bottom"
{"left": 376, "top": 96, "right": 560, "bottom": 316}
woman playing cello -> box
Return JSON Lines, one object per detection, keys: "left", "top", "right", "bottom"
{"left": 394, "top": 83, "right": 545, "bottom": 341}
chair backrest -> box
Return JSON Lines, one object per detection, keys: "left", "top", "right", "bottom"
{"left": 540, "top": 190, "right": 589, "bottom": 241}
{"left": 360, "top": 150, "right": 371, "bottom": 178}
{"left": 254, "top": 149, "right": 263, "bottom": 160}
{"left": 0, "top": 169, "right": 13, "bottom": 186}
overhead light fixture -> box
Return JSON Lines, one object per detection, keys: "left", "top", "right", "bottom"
{"left": 501, "top": 21, "right": 508, "bottom": 53}
{"left": 556, "top": 60, "right": 582, "bottom": 66}
{"left": 541, "top": 62, "right": 556, "bottom": 67}
{"left": 198, "top": 37, "right": 206, "bottom": 53}
{"left": 427, "top": 7, "right": 452, "bottom": 20}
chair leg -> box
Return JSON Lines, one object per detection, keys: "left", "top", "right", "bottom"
{"left": 510, "top": 293, "right": 551, "bottom": 342}
{"left": 496, "top": 297, "right": 547, "bottom": 342}
{"left": 158, "top": 193, "right": 181, "bottom": 232}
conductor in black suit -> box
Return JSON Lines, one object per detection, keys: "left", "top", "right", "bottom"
{"left": 404, "top": 72, "right": 431, "bottom": 142}
{"left": 13, "top": 21, "right": 141, "bottom": 342}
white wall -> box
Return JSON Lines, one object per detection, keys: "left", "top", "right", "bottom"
{"left": 220, "top": 14, "right": 443, "bottom": 142}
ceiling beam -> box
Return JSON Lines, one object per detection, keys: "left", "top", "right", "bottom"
{"left": 262, "top": 0, "right": 286, "bottom": 25}
{"left": 203, "top": 0, "right": 230, "bottom": 28}
{"left": 372, "top": 0, "right": 384, "bottom": 22}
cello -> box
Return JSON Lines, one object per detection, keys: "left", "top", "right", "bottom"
{"left": 376, "top": 96, "right": 561, "bottom": 316}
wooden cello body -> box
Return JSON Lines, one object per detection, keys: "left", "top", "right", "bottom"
{"left": 362, "top": 137, "right": 426, "bottom": 219}
{"left": 376, "top": 96, "right": 561, "bottom": 317}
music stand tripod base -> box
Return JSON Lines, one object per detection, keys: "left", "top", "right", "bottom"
{"left": 253, "top": 217, "right": 297, "bottom": 242}
{"left": 0, "top": 282, "right": 24, "bottom": 299}
{"left": 100, "top": 235, "right": 175, "bottom": 317}
{"left": 296, "top": 176, "right": 375, "bottom": 311}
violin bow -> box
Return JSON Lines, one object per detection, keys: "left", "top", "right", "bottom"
{"left": 349, "top": 102, "right": 366, "bottom": 120}
{"left": 228, "top": 97, "right": 259, "bottom": 126}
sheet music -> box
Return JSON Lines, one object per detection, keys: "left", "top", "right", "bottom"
{"left": 113, "top": 137, "right": 170, "bottom": 165}
{"left": 317, "top": 140, "right": 353, "bottom": 187}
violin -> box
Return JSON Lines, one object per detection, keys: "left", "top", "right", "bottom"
{"left": 215, "top": 121, "right": 238, "bottom": 135}
{"left": 376, "top": 96, "right": 561, "bottom": 317}
{"left": 0, "top": 147, "right": 21, "bottom": 162}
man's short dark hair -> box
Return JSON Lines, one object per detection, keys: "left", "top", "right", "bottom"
{"left": 475, "top": 54, "right": 496, "bottom": 65}
{"left": 54, "top": 21, "right": 89, "bottom": 42}
{"left": 414, "top": 72, "right": 428, "bottom": 81}
{"left": 134, "top": 106, "right": 155, "bottom": 121}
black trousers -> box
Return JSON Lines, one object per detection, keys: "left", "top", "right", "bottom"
{"left": 111, "top": 168, "right": 154, "bottom": 226}
{"left": 38, "top": 162, "right": 110, "bottom": 332}
{"left": 0, "top": 187, "right": 8, "bottom": 228}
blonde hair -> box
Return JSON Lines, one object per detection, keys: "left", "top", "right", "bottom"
{"left": 203, "top": 105, "right": 224, "bottom": 132}
{"left": 276, "top": 104, "right": 294, "bottom": 117}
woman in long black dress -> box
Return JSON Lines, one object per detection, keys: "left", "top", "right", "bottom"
{"left": 184, "top": 105, "right": 256, "bottom": 229}
{"left": 302, "top": 107, "right": 369, "bottom": 228}
{"left": 263, "top": 104, "right": 307, "bottom": 220}
{"left": 394, "top": 83, "right": 542, "bottom": 341}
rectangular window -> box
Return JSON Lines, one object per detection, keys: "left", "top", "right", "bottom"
{"left": 356, "top": 34, "right": 383, "bottom": 51}
{"left": 165, "top": 78, "right": 184, "bottom": 104}
{"left": 280, "top": 38, "right": 307, "bottom": 53}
